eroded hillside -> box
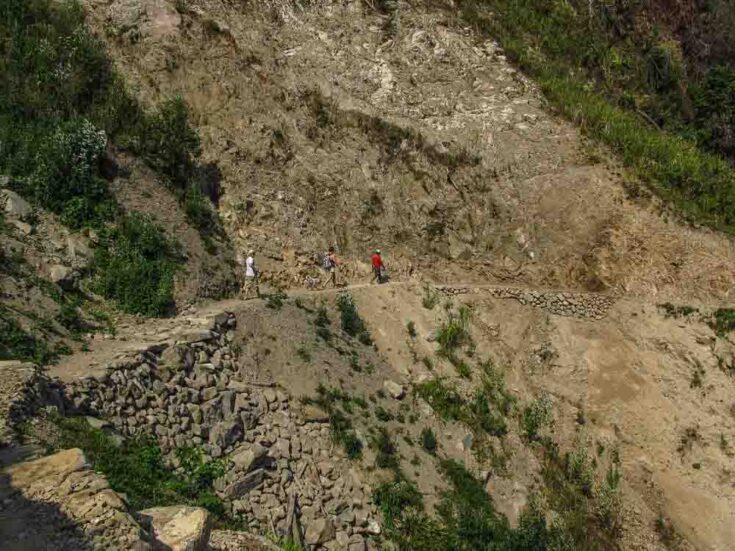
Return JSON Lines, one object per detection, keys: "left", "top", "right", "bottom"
{"left": 84, "top": 0, "right": 735, "bottom": 302}
{"left": 2, "top": 0, "right": 735, "bottom": 550}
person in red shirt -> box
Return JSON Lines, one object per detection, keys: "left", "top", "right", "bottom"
{"left": 371, "top": 249, "right": 384, "bottom": 284}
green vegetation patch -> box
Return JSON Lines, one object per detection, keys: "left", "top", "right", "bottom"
{"left": 0, "top": 0, "right": 226, "bottom": 319}
{"left": 92, "top": 213, "right": 183, "bottom": 317}
{"left": 416, "top": 362, "right": 516, "bottom": 439}
{"left": 304, "top": 384, "right": 363, "bottom": 459}
{"left": 710, "top": 308, "right": 735, "bottom": 336}
{"left": 336, "top": 293, "right": 372, "bottom": 345}
{"left": 33, "top": 414, "right": 239, "bottom": 524}
{"left": 0, "top": 310, "right": 58, "bottom": 364}
{"left": 460, "top": 0, "right": 735, "bottom": 233}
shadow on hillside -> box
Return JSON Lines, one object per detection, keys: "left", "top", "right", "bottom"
{"left": 0, "top": 472, "right": 95, "bottom": 550}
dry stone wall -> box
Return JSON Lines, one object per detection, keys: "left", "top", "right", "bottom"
{"left": 62, "top": 311, "right": 378, "bottom": 550}
{"left": 437, "top": 285, "right": 616, "bottom": 319}
{"left": 0, "top": 360, "right": 64, "bottom": 447}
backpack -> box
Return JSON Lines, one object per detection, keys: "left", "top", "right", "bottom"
{"left": 322, "top": 252, "right": 334, "bottom": 270}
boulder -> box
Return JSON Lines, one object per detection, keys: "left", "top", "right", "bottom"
{"left": 302, "top": 404, "right": 329, "bottom": 423}
{"left": 160, "top": 345, "right": 195, "bottom": 371}
{"left": 222, "top": 468, "right": 265, "bottom": 498}
{"left": 66, "top": 235, "right": 93, "bottom": 264}
{"left": 304, "top": 517, "right": 336, "bottom": 546}
{"left": 383, "top": 380, "right": 405, "bottom": 400}
{"left": 1, "top": 188, "right": 32, "bottom": 219}
{"left": 3, "top": 448, "right": 148, "bottom": 549}
{"left": 229, "top": 443, "right": 267, "bottom": 473}
{"left": 138, "top": 506, "right": 211, "bottom": 551}
{"left": 209, "top": 420, "right": 242, "bottom": 448}
{"left": 49, "top": 264, "right": 78, "bottom": 291}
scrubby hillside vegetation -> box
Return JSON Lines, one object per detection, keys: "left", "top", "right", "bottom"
{"left": 462, "top": 0, "right": 735, "bottom": 231}
{"left": 1, "top": 0, "right": 238, "bottom": 361}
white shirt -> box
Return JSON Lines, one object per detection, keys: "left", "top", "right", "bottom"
{"left": 245, "top": 256, "right": 256, "bottom": 277}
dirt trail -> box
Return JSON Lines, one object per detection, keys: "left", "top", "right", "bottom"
{"left": 48, "top": 279, "right": 615, "bottom": 382}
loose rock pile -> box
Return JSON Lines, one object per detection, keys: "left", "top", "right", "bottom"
{"left": 62, "top": 311, "right": 378, "bottom": 549}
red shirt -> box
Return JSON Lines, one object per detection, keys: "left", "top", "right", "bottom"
{"left": 371, "top": 254, "right": 382, "bottom": 269}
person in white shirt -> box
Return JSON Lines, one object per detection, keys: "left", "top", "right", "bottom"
{"left": 242, "top": 249, "right": 260, "bottom": 298}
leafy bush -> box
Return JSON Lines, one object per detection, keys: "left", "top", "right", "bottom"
{"left": 416, "top": 378, "right": 465, "bottom": 422}
{"left": 375, "top": 406, "right": 394, "bottom": 422}
{"left": 0, "top": 311, "right": 55, "bottom": 364}
{"left": 522, "top": 395, "right": 553, "bottom": 441}
{"left": 711, "top": 308, "right": 735, "bottom": 336}
{"left": 92, "top": 213, "right": 182, "bottom": 316}
{"left": 330, "top": 409, "right": 363, "bottom": 459}
{"left": 306, "top": 384, "right": 363, "bottom": 459}
{"left": 436, "top": 305, "right": 472, "bottom": 352}
{"left": 265, "top": 292, "right": 286, "bottom": 310}
{"left": 28, "top": 119, "right": 113, "bottom": 228}
{"left": 420, "top": 427, "right": 437, "bottom": 455}
{"left": 372, "top": 427, "right": 400, "bottom": 471}
{"left": 136, "top": 97, "right": 201, "bottom": 190}
{"left": 55, "top": 295, "right": 87, "bottom": 338}
{"left": 422, "top": 285, "right": 439, "bottom": 309}
{"left": 336, "top": 293, "right": 372, "bottom": 344}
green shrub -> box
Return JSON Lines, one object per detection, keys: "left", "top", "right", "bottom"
{"left": 422, "top": 285, "right": 439, "bottom": 309}
{"left": 314, "top": 306, "right": 330, "bottom": 327}
{"left": 375, "top": 406, "right": 394, "bottom": 422}
{"left": 336, "top": 293, "right": 372, "bottom": 344}
{"left": 420, "top": 427, "right": 438, "bottom": 455}
{"left": 416, "top": 378, "right": 465, "bottom": 421}
{"left": 0, "top": 311, "right": 55, "bottom": 364}
{"left": 55, "top": 296, "right": 86, "bottom": 338}
{"left": 711, "top": 308, "right": 735, "bottom": 336}
{"left": 436, "top": 459, "right": 511, "bottom": 548}
{"left": 265, "top": 292, "right": 286, "bottom": 310}
{"left": 522, "top": 396, "right": 553, "bottom": 441}
{"left": 436, "top": 305, "right": 472, "bottom": 352}
{"left": 406, "top": 320, "right": 417, "bottom": 338}
{"left": 137, "top": 97, "right": 201, "bottom": 189}
{"left": 92, "top": 213, "right": 182, "bottom": 317}
{"left": 27, "top": 119, "right": 114, "bottom": 228}
{"left": 372, "top": 428, "right": 399, "bottom": 470}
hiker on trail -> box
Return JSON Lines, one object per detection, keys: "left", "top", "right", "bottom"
{"left": 242, "top": 249, "right": 260, "bottom": 298}
{"left": 371, "top": 248, "right": 385, "bottom": 284}
{"left": 323, "top": 246, "right": 340, "bottom": 288}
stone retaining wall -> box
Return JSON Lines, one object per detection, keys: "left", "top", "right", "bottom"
{"left": 62, "top": 311, "right": 376, "bottom": 550}
{"left": 437, "top": 286, "right": 616, "bottom": 319}
{"left": 0, "top": 360, "right": 64, "bottom": 447}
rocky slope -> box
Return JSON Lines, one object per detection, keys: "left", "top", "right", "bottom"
{"left": 82, "top": 0, "right": 735, "bottom": 301}
{"left": 2, "top": 0, "right": 735, "bottom": 549}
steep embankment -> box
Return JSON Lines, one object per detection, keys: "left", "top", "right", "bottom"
{"left": 83, "top": 0, "right": 735, "bottom": 302}
{"left": 3, "top": 0, "right": 735, "bottom": 550}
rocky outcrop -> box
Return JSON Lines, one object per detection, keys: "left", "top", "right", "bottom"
{"left": 0, "top": 448, "right": 150, "bottom": 550}
{"left": 138, "top": 506, "right": 211, "bottom": 551}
